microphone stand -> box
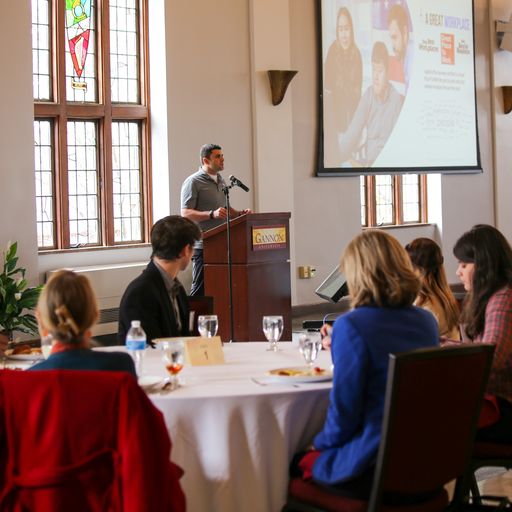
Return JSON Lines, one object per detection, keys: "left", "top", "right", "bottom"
{"left": 222, "top": 182, "right": 236, "bottom": 343}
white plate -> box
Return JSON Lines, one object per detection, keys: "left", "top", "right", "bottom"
{"left": 5, "top": 352, "right": 44, "bottom": 361}
{"left": 138, "top": 375, "right": 164, "bottom": 392}
{"left": 265, "top": 366, "right": 333, "bottom": 384}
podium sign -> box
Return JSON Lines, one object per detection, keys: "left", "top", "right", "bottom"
{"left": 202, "top": 212, "right": 292, "bottom": 342}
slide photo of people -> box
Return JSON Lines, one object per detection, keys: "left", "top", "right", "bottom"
{"left": 319, "top": 0, "right": 480, "bottom": 175}
{"left": 321, "top": 0, "right": 412, "bottom": 169}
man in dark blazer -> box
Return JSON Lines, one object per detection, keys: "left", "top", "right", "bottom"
{"left": 118, "top": 216, "right": 201, "bottom": 346}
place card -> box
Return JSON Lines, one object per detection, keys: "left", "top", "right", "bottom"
{"left": 184, "top": 336, "right": 225, "bottom": 366}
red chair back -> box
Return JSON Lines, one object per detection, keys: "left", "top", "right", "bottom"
{"left": 0, "top": 369, "right": 185, "bottom": 512}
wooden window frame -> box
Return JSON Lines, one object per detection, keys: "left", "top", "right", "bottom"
{"left": 34, "top": 0, "right": 152, "bottom": 251}
{"left": 363, "top": 175, "right": 428, "bottom": 228}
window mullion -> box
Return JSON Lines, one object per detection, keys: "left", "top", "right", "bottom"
{"left": 99, "top": 0, "right": 114, "bottom": 245}
{"left": 366, "top": 176, "right": 376, "bottom": 227}
{"left": 393, "top": 176, "right": 402, "bottom": 225}
{"left": 420, "top": 175, "right": 428, "bottom": 223}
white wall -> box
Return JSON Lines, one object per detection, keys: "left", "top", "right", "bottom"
{"left": 0, "top": 0, "right": 38, "bottom": 285}
{"left": 0, "top": 0, "right": 506, "bottom": 306}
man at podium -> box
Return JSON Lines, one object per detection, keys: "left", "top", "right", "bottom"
{"left": 181, "top": 144, "right": 251, "bottom": 296}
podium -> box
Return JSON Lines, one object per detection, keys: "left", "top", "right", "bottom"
{"left": 203, "top": 212, "right": 292, "bottom": 342}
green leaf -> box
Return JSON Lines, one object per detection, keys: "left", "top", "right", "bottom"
{"left": 6, "top": 258, "right": 19, "bottom": 274}
{"left": 6, "top": 242, "right": 17, "bottom": 261}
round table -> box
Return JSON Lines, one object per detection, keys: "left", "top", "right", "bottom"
{"left": 117, "top": 341, "right": 331, "bottom": 512}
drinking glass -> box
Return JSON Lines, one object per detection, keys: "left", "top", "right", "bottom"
{"left": 298, "top": 333, "right": 322, "bottom": 367}
{"left": 41, "top": 334, "right": 55, "bottom": 359}
{"left": 161, "top": 340, "right": 185, "bottom": 389}
{"left": 198, "top": 315, "right": 218, "bottom": 338}
{"left": 262, "top": 315, "right": 284, "bottom": 352}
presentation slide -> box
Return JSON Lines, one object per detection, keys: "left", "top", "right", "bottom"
{"left": 318, "top": 0, "right": 480, "bottom": 175}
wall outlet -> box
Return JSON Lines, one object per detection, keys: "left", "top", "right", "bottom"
{"left": 298, "top": 266, "right": 316, "bottom": 279}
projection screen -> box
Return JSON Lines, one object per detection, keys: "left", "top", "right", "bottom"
{"left": 317, "top": 0, "right": 481, "bottom": 176}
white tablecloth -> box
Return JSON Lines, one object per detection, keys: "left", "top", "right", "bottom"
{"left": 116, "top": 342, "right": 331, "bottom": 512}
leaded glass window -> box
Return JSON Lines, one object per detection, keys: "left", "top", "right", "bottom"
{"left": 361, "top": 175, "right": 427, "bottom": 227}
{"left": 32, "top": 0, "right": 151, "bottom": 250}
{"left": 34, "top": 120, "right": 55, "bottom": 247}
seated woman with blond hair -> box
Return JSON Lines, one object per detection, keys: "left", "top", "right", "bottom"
{"left": 293, "top": 230, "right": 439, "bottom": 499}
{"left": 405, "top": 238, "right": 460, "bottom": 340}
{"left": 30, "top": 270, "right": 136, "bottom": 376}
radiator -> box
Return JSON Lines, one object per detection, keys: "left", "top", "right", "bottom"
{"left": 46, "top": 262, "right": 147, "bottom": 337}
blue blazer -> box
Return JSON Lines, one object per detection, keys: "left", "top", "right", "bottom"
{"left": 313, "top": 305, "right": 439, "bottom": 485}
{"left": 29, "top": 348, "right": 136, "bottom": 377}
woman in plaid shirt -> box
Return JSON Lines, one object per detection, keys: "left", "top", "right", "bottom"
{"left": 454, "top": 224, "right": 512, "bottom": 443}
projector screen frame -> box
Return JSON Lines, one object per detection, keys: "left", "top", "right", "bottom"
{"left": 315, "top": 0, "right": 482, "bottom": 177}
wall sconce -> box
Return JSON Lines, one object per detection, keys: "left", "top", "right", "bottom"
{"left": 502, "top": 86, "right": 512, "bottom": 114}
{"left": 496, "top": 16, "right": 512, "bottom": 51}
{"left": 267, "top": 70, "right": 298, "bottom": 106}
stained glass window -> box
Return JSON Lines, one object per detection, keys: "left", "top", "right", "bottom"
{"left": 34, "top": 120, "right": 55, "bottom": 247}
{"left": 65, "top": 0, "right": 97, "bottom": 102}
{"left": 32, "top": 0, "right": 51, "bottom": 100}
{"left": 33, "top": 0, "right": 151, "bottom": 251}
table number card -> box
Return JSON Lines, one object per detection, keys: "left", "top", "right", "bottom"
{"left": 185, "top": 336, "right": 225, "bottom": 366}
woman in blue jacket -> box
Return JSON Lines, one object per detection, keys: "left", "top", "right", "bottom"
{"left": 301, "top": 230, "right": 439, "bottom": 498}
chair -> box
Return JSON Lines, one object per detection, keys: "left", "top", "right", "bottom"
{"left": 188, "top": 295, "right": 214, "bottom": 335}
{"left": 0, "top": 369, "right": 185, "bottom": 512}
{"left": 282, "top": 344, "right": 495, "bottom": 512}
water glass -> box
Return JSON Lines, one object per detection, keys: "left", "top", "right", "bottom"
{"left": 198, "top": 315, "right": 218, "bottom": 338}
{"left": 298, "top": 333, "right": 322, "bottom": 367}
{"left": 263, "top": 315, "right": 284, "bottom": 352}
{"left": 41, "top": 334, "right": 55, "bottom": 359}
{"left": 161, "top": 340, "right": 185, "bottom": 389}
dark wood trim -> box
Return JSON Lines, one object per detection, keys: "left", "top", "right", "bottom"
{"left": 35, "top": 0, "right": 151, "bottom": 251}
{"left": 393, "top": 175, "right": 402, "bottom": 224}
{"left": 420, "top": 175, "right": 428, "bottom": 223}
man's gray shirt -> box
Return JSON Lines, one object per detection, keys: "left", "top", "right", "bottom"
{"left": 181, "top": 168, "right": 226, "bottom": 248}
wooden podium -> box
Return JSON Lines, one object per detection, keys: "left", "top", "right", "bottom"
{"left": 203, "top": 212, "right": 292, "bottom": 342}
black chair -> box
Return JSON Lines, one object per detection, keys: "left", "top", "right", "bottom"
{"left": 283, "top": 344, "right": 495, "bottom": 512}
{"left": 187, "top": 295, "right": 214, "bottom": 335}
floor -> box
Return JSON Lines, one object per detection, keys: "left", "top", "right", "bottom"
{"left": 477, "top": 468, "right": 512, "bottom": 499}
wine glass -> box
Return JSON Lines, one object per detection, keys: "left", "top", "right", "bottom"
{"left": 41, "top": 334, "right": 55, "bottom": 359}
{"left": 198, "top": 315, "right": 218, "bottom": 338}
{"left": 262, "top": 315, "right": 284, "bottom": 352}
{"left": 161, "top": 340, "right": 185, "bottom": 389}
{"left": 298, "top": 333, "right": 322, "bottom": 368}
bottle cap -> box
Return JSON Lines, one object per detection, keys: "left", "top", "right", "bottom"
{"left": 131, "top": 320, "right": 141, "bottom": 328}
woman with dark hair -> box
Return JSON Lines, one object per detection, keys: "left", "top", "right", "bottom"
{"left": 453, "top": 224, "right": 512, "bottom": 442}
{"left": 406, "top": 238, "right": 460, "bottom": 339}
{"left": 323, "top": 7, "right": 362, "bottom": 164}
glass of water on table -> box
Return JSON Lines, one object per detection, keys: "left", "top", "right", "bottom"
{"left": 298, "top": 332, "right": 322, "bottom": 368}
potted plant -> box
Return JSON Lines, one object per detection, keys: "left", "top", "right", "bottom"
{"left": 0, "top": 242, "right": 42, "bottom": 341}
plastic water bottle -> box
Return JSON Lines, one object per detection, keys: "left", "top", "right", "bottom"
{"left": 125, "top": 320, "right": 147, "bottom": 376}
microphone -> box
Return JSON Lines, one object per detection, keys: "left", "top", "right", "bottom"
{"left": 229, "top": 175, "right": 250, "bottom": 192}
